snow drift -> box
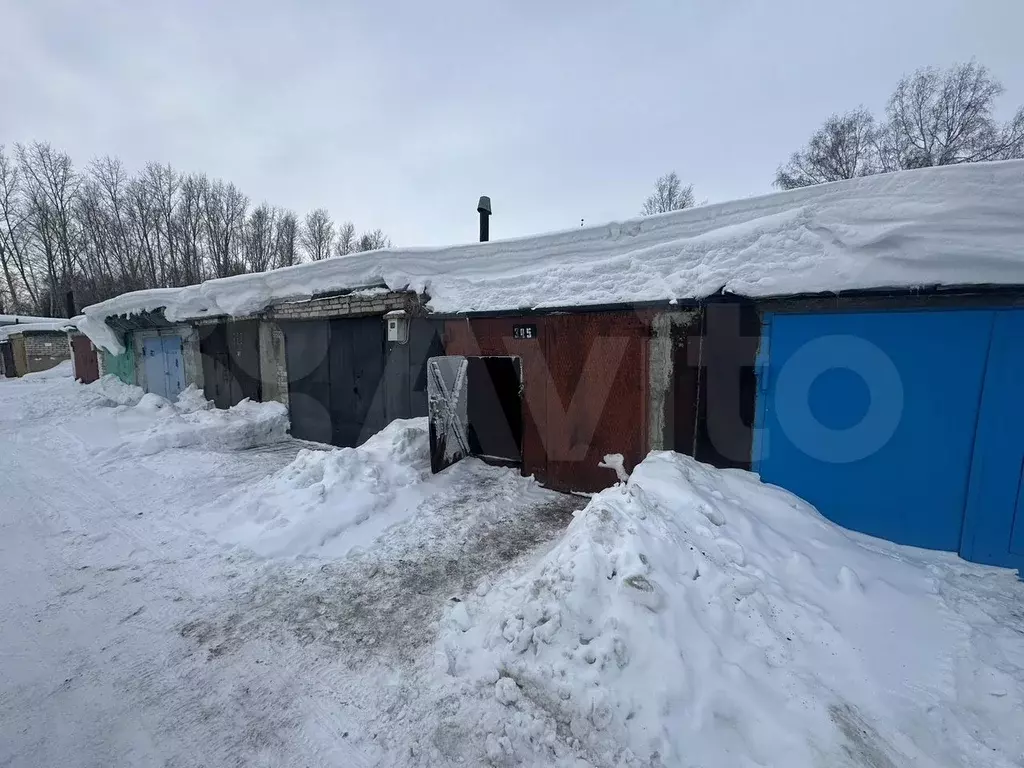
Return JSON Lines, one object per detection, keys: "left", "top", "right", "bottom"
{"left": 83, "top": 373, "right": 146, "bottom": 406}
{"left": 207, "top": 418, "right": 432, "bottom": 558}
{"left": 433, "top": 452, "right": 1024, "bottom": 767}
{"left": 79, "top": 160, "right": 1024, "bottom": 352}
{"left": 20, "top": 359, "right": 74, "bottom": 380}
{"left": 86, "top": 382, "right": 290, "bottom": 456}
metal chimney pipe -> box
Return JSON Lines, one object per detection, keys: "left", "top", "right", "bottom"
{"left": 65, "top": 290, "right": 76, "bottom": 318}
{"left": 477, "top": 196, "right": 492, "bottom": 242}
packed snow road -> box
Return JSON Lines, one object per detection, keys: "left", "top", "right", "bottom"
{"left": 2, "top": 366, "right": 1024, "bottom": 767}
{"left": 0, "top": 367, "right": 580, "bottom": 767}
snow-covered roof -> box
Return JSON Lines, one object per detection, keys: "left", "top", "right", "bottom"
{"left": 81, "top": 160, "right": 1024, "bottom": 353}
{"left": 0, "top": 319, "right": 75, "bottom": 342}
{"left": 0, "top": 314, "right": 61, "bottom": 326}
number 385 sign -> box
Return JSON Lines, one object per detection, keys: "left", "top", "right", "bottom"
{"left": 512, "top": 324, "right": 538, "bottom": 340}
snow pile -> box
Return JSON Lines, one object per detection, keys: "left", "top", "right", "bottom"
{"left": 207, "top": 418, "right": 432, "bottom": 558}
{"left": 82, "top": 374, "right": 146, "bottom": 406}
{"left": 103, "top": 388, "right": 289, "bottom": 457}
{"left": 78, "top": 160, "right": 1024, "bottom": 352}
{"left": 433, "top": 452, "right": 1024, "bottom": 767}
{"left": 20, "top": 360, "right": 74, "bottom": 380}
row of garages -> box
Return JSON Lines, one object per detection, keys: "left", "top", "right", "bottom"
{"left": 0, "top": 324, "right": 77, "bottom": 379}
{"left": 87, "top": 285, "right": 1024, "bottom": 572}
{"left": 1, "top": 322, "right": 105, "bottom": 383}
{"left": 439, "top": 294, "right": 1024, "bottom": 571}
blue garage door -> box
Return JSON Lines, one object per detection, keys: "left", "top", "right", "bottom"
{"left": 754, "top": 308, "right": 1024, "bottom": 569}
{"left": 960, "top": 311, "right": 1024, "bottom": 568}
{"left": 142, "top": 335, "right": 185, "bottom": 401}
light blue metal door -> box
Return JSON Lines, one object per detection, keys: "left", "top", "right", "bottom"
{"left": 753, "top": 309, "right": 993, "bottom": 552}
{"left": 161, "top": 336, "right": 185, "bottom": 400}
{"left": 143, "top": 337, "right": 169, "bottom": 399}
{"left": 961, "top": 310, "right": 1024, "bottom": 569}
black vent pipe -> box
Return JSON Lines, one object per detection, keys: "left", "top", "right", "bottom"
{"left": 477, "top": 196, "right": 491, "bottom": 242}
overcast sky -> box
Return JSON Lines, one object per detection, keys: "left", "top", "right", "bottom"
{"left": 2, "top": 0, "right": 1022, "bottom": 247}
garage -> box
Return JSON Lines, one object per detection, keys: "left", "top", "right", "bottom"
{"left": 199, "top": 320, "right": 262, "bottom": 409}
{"left": 754, "top": 307, "right": 1024, "bottom": 570}
{"left": 1, "top": 341, "right": 15, "bottom": 377}
{"left": 142, "top": 335, "right": 186, "bottom": 401}
{"left": 281, "top": 316, "right": 444, "bottom": 448}
{"left": 442, "top": 311, "right": 651, "bottom": 493}
{"left": 70, "top": 333, "right": 100, "bottom": 384}
{"left": 427, "top": 355, "right": 524, "bottom": 474}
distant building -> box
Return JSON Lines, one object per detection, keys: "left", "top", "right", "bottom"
{"left": 0, "top": 321, "right": 74, "bottom": 377}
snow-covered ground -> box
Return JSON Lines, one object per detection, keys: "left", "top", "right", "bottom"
{"left": 2, "top": 368, "right": 1023, "bottom": 767}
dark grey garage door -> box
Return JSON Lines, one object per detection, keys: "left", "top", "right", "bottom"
{"left": 281, "top": 320, "right": 333, "bottom": 444}
{"left": 281, "top": 317, "right": 443, "bottom": 448}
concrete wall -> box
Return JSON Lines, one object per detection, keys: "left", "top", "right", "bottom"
{"left": 647, "top": 310, "right": 699, "bottom": 453}
{"left": 258, "top": 320, "right": 290, "bottom": 407}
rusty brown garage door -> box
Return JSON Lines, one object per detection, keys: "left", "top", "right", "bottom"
{"left": 444, "top": 311, "right": 650, "bottom": 492}
{"left": 71, "top": 334, "right": 100, "bottom": 384}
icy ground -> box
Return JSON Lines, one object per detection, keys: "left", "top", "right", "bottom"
{"left": 2, "top": 366, "right": 1024, "bottom": 767}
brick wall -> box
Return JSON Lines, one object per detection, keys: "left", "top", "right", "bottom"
{"left": 269, "top": 290, "right": 421, "bottom": 321}
{"left": 21, "top": 332, "right": 70, "bottom": 374}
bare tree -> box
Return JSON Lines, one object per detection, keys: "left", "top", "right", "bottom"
{"left": 881, "top": 61, "right": 1024, "bottom": 169}
{"left": 75, "top": 179, "right": 120, "bottom": 305}
{"left": 273, "top": 210, "right": 299, "bottom": 268}
{"left": 300, "top": 208, "right": 335, "bottom": 261}
{"left": 775, "top": 108, "right": 880, "bottom": 189}
{"left": 127, "top": 174, "right": 162, "bottom": 286}
{"left": 0, "top": 146, "right": 40, "bottom": 311}
{"left": 91, "top": 156, "right": 143, "bottom": 290}
{"left": 143, "top": 163, "right": 180, "bottom": 285}
{"left": 357, "top": 228, "right": 391, "bottom": 252}
{"left": 176, "top": 173, "right": 207, "bottom": 285}
{"left": 244, "top": 203, "right": 276, "bottom": 273}
{"left": 17, "top": 142, "right": 82, "bottom": 314}
{"left": 641, "top": 171, "right": 696, "bottom": 215}
{"left": 203, "top": 180, "right": 248, "bottom": 278}
{"left": 334, "top": 220, "right": 356, "bottom": 257}
{"left": 0, "top": 142, "right": 396, "bottom": 310}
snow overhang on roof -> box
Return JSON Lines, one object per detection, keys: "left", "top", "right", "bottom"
{"left": 0, "top": 319, "right": 76, "bottom": 342}
{"left": 78, "top": 159, "right": 1024, "bottom": 354}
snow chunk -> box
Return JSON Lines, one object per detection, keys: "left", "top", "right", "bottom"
{"left": 598, "top": 453, "right": 629, "bottom": 483}
{"left": 494, "top": 677, "right": 520, "bottom": 706}
{"left": 208, "top": 418, "right": 432, "bottom": 558}
{"left": 84, "top": 374, "right": 145, "bottom": 407}
{"left": 450, "top": 602, "right": 472, "bottom": 633}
